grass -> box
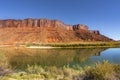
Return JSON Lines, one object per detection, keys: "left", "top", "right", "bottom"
{"left": 0, "top": 52, "right": 12, "bottom": 78}
{"left": 1, "top": 61, "right": 120, "bottom": 80}
{"left": 83, "top": 61, "right": 120, "bottom": 80}
{"left": 25, "top": 42, "right": 120, "bottom": 48}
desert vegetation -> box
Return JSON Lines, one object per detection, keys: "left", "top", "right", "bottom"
{"left": 0, "top": 53, "right": 12, "bottom": 79}
{"left": 25, "top": 42, "right": 120, "bottom": 48}
{"left": 0, "top": 61, "right": 120, "bottom": 80}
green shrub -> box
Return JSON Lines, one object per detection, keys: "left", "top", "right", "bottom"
{"left": 25, "top": 44, "right": 31, "bottom": 47}
{"left": 2, "top": 61, "right": 120, "bottom": 80}
{"left": 84, "top": 61, "right": 115, "bottom": 80}
{"left": 26, "top": 64, "right": 44, "bottom": 74}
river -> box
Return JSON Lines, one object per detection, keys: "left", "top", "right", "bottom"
{"left": 0, "top": 47, "right": 120, "bottom": 70}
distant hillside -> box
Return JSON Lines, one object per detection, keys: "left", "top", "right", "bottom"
{"left": 117, "top": 40, "right": 120, "bottom": 42}
{"left": 0, "top": 18, "right": 113, "bottom": 44}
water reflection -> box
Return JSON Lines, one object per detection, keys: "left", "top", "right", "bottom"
{"left": 90, "top": 48, "right": 120, "bottom": 64}
{"left": 0, "top": 47, "right": 106, "bottom": 69}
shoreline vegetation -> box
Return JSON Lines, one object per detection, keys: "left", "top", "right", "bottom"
{"left": 25, "top": 42, "right": 120, "bottom": 48}
{"left": 0, "top": 61, "right": 120, "bottom": 80}
{"left": 0, "top": 42, "right": 120, "bottom": 48}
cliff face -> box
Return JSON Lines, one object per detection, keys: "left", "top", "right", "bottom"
{"left": 0, "top": 18, "right": 113, "bottom": 44}
{"left": 0, "top": 18, "right": 88, "bottom": 30}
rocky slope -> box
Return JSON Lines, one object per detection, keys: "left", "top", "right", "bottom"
{"left": 0, "top": 18, "right": 113, "bottom": 44}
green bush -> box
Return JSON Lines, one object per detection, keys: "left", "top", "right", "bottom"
{"left": 84, "top": 61, "right": 116, "bottom": 80}
{"left": 25, "top": 43, "right": 31, "bottom": 47}
{"left": 2, "top": 61, "right": 120, "bottom": 80}
{"left": 26, "top": 64, "right": 44, "bottom": 74}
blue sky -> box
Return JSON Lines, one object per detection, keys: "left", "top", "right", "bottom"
{"left": 0, "top": 0, "right": 120, "bottom": 40}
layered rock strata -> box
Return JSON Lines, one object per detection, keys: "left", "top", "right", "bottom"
{"left": 0, "top": 18, "right": 113, "bottom": 44}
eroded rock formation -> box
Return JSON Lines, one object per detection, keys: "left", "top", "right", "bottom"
{"left": 0, "top": 18, "right": 89, "bottom": 31}
{"left": 0, "top": 18, "right": 113, "bottom": 44}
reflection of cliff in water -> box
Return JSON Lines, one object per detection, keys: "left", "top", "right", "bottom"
{"left": 90, "top": 48, "right": 120, "bottom": 64}
{"left": 0, "top": 47, "right": 106, "bottom": 69}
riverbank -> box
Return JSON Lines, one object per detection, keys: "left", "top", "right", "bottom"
{"left": 25, "top": 42, "right": 120, "bottom": 48}
{"left": 0, "top": 42, "right": 120, "bottom": 49}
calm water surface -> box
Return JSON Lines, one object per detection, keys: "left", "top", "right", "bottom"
{"left": 90, "top": 48, "right": 120, "bottom": 64}
{"left": 0, "top": 47, "right": 120, "bottom": 70}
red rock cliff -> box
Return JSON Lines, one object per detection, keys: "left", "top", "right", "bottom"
{"left": 0, "top": 18, "right": 89, "bottom": 30}
{"left": 0, "top": 18, "right": 113, "bottom": 44}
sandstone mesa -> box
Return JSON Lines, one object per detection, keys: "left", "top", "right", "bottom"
{"left": 0, "top": 18, "right": 113, "bottom": 44}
